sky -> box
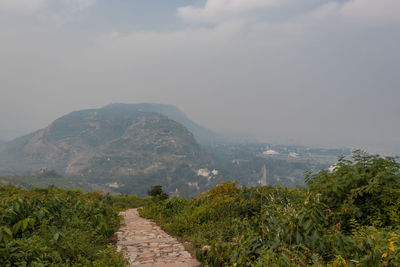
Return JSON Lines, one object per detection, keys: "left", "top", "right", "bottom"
{"left": 0, "top": 0, "right": 399, "bottom": 153}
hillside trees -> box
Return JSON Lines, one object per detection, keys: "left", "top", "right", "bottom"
{"left": 306, "top": 150, "right": 400, "bottom": 228}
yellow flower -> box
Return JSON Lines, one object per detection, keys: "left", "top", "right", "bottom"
{"left": 382, "top": 252, "right": 388, "bottom": 258}
{"left": 389, "top": 241, "right": 395, "bottom": 252}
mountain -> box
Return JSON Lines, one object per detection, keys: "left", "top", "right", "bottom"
{"left": 0, "top": 106, "right": 213, "bottom": 185}
{"left": 103, "top": 103, "right": 222, "bottom": 145}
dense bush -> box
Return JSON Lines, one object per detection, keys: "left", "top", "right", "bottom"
{"left": 306, "top": 150, "right": 400, "bottom": 229}
{"left": 0, "top": 185, "right": 144, "bottom": 266}
{"left": 140, "top": 152, "right": 400, "bottom": 266}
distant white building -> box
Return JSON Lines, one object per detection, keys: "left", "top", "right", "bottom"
{"left": 197, "top": 168, "right": 210, "bottom": 178}
{"left": 258, "top": 164, "right": 268, "bottom": 186}
{"left": 328, "top": 165, "right": 338, "bottom": 172}
{"left": 263, "top": 149, "right": 279, "bottom": 155}
{"left": 106, "top": 182, "right": 122, "bottom": 188}
{"left": 288, "top": 152, "right": 298, "bottom": 158}
{"left": 170, "top": 188, "right": 180, "bottom": 197}
{"left": 211, "top": 169, "right": 219, "bottom": 176}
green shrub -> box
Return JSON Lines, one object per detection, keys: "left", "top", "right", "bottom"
{"left": 0, "top": 185, "right": 134, "bottom": 266}
{"left": 306, "top": 150, "right": 400, "bottom": 228}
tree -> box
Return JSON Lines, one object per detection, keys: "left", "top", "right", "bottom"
{"left": 147, "top": 185, "right": 169, "bottom": 200}
{"left": 306, "top": 150, "right": 400, "bottom": 228}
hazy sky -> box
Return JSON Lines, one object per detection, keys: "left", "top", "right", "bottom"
{"left": 0, "top": 0, "right": 399, "bottom": 153}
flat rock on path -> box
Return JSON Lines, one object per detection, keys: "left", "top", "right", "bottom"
{"left": 116, "top": 208, "right": 201, "bottom": 267}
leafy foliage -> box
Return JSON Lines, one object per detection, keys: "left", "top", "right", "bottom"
{"left": 306, "top": 150, "right": 400, "bottom": 228}
{"left": 0, "top": 185, "right": 144, "bottom": 266}
{"left": 148, "top": 185, "right": 169, "bottom": 200}
{"left": 140, "top": 151, "right": 400, "bottom": 266}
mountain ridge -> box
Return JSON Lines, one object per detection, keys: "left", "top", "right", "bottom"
{"left": 102, "top": 103, "right": 223, "bottom": 145}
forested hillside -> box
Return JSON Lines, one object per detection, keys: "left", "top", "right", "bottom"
{"left": 140, "top": 151, "right": 400, "bottom": 266}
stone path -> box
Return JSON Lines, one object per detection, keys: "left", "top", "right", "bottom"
{"left": 116, "top": 209, "right": 201, "bottom": 267}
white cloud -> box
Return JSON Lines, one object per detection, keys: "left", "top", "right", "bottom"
{"left": 179, "top": 0, "right": 400, "bottom": 26}
{"left": 306, "top": 0, "right": 400, "bottom": 25}
{"left": 178, "top": 0, "right": 288, "bottom": 23}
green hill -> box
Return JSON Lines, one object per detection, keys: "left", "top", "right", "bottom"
{"left": 0, "top": 106, "right": 213, "bottom": 196}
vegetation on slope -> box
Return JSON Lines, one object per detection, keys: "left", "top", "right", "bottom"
{"left": 0, "top": 106, "right": 212, "bottom": 178}
{"left": 0, "top": 185, "right": 145, "bottom": 266}
{"left": 140, "top": 151, "right": 400, "bottom": 266}
{"left": 0, "top": 170, "right": 94, "bottom": 192}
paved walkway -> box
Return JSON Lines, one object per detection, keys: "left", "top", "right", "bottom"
{"left": 116, "top": 209, "right": 201, "bottom": 267}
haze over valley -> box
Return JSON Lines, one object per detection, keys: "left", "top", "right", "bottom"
{"left": 1, "top": 0, "right": 399, "bottom": 155}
